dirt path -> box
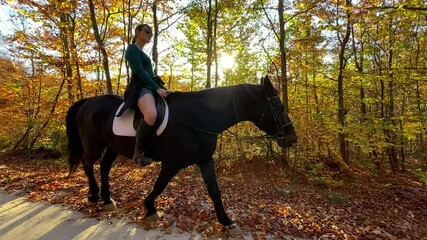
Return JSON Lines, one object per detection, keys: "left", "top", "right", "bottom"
{"left": 0, "top": 190, "right": 199, "bottom": 240}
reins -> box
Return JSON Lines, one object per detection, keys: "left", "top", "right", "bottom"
{"left": 166, "top": 94, "right": 292, "bottom": 140}
{"left": 224, "top": 129, "right": 270, "bottom": 140}
{"left": 167, "top": 104, "right": 220, "bottom": 135}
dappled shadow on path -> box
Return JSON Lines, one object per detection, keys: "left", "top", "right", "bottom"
{"left": 0, "top": 191, "right": 193, "bottom": 240}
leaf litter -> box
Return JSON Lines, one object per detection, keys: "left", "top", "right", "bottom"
{"left": 0, "top": 155, "right": 426, "bottom": 239}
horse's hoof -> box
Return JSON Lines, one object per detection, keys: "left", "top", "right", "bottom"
{"left": 84, "top": 198, "right": 97, "bottom": 207}
{"left": 225, "top": 223, "right": 242, "bottom": 236}
{"left": 102, "top": 199, "right": 116, "bottom": 211}
{"left": 145, "top": 212, "right": 160, "bottom": 222}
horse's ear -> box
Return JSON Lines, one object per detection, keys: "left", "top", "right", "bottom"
{"left": 262, "top": 75, "right": 274, "bottom": 89}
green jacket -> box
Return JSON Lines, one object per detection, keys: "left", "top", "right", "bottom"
{"left": 125, "top": 44, "right": 160, "bottom": 91}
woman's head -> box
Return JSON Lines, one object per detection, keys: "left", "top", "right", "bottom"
{"left": 132, "top": 24, "right": 153, "bottom": 44}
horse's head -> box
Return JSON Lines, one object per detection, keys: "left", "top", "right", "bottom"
{"left": 256, "top": 75, "right": 297, "bottom": 148}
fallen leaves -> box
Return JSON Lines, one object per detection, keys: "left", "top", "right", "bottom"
{"left": 0, "top": 155, "right": 426, "bottom": 239}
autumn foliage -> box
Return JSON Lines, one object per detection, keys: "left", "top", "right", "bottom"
{"left": 0, "top": 0, "right": 426, "bottom": 239}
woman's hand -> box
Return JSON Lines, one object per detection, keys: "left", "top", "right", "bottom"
{"left": 157, "top": 88, "right": 171, "bottom": 98}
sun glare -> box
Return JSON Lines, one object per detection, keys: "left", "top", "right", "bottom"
{"left": 219, "top": 54, "right": 235, "bottom": 70}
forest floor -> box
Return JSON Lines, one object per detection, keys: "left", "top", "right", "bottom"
{"left": 0, "top": 151, "right": 426, "bottom": 239}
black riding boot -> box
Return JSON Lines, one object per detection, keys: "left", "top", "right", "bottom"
{"left": 133, "top": 121, "right": 154, "bottom": 166}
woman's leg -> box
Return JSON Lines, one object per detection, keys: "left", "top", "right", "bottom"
{"left": 137, "top": 93, "right": 157, "bottom": 126}
{"left": 133, "top": 91, "right": 157, "bottom": 166}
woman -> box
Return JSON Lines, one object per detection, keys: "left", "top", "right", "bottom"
{"left": 124, "top": 23, "right": 171, "bottom": 166}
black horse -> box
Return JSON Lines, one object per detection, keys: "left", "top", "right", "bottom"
{"left": 66, "top": 75, "right": 297, "bottom": 229}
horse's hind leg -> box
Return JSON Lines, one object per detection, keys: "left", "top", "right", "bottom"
{"left": 82, "top": 154, "right": 100, "bottom": 206}
{"left": 198, "top": 158, "right": 235, "bottom": 227}
{"left": 82, "top": 142, "right": 105, "bottom": 206}
{"left": 144, "top": 166, "right": 180, "bottom": 221}
{"left": 100, "top": 147, "right": 118, "bottom": 211}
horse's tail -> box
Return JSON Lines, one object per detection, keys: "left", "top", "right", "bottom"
{"left": 66, "top": 98, "right": 88, "bottom": 177}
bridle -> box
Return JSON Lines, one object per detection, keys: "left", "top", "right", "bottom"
{"left": 257, "top": 95, "right": 292, "bottom": 140}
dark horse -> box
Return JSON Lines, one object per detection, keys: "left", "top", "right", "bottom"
{"left": 66, "top": 75, "right": 297, "bottom": 229}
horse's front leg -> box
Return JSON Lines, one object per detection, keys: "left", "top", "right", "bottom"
{"left": 144, "top": 166, "right": 180, "bottom": 221}
{"left": 100, "top": 147, "right": 118, "bottom": 211}
{"left": 198, "top": 158, "right": 234, "bottom": 227}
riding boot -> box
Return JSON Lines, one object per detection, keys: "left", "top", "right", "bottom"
{"left": 133, "top": 121, "right": 154, "bottom": 166}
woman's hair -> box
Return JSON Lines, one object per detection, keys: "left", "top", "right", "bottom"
{"left": 132, "top": 23, "right": 151, "bottom": 44}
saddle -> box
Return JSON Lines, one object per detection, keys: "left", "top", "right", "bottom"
{"left": 112, "top": 95, "right": 169, "bottom": 137}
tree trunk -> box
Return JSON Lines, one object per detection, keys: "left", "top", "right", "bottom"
{"left": 152, "top": 1, "right": 159, "bottom": 75}
{"left": 278, "top": 0, "right": 290, "bottom": 167}
{"left": 70, "top": 15, "right": 83, "bottom": 99}
{"left": 88, "top": 0, "right": 113, "bottom": 94}
{"left": 213, "top": 0, "right": 218, "bottom": 87}
{"left": 191, "top": 55, "right": 195, "bottom": 91}
{"left": 351, "top": 24, "right": 367, "bottom": 123}
{"left": 399, "top": 92, "right": 406, "bottom": 171}
{"left": 416, "top": 80, "right": 427, "bottom": 166}
{"left": 59, "top": 13, "right": 75, "bottom": 102}
{"left": 386, "top": 50, "right": 398, "bottom": 172}
{"left": 278, "top": 0, "right": 288, "bottom": 113}
{"left": 413, "top": 17, "right": 427, "bottom": 166}
{"left": 337, "top": 0, "right": 352, "bottom": 164}
{"left": 385, "top": 12, "right": 398, "bottom": 172}
{"left": 206, "top": 0, "right": 213, "bottom": 88}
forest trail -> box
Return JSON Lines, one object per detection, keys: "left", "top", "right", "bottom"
{"left": 0, "top": 190, "right": 198, "bottom": 240}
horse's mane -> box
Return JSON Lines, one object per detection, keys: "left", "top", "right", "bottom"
{"left": 168, "top": 84, "right": 261, "bottom": 102}
{"left": 166, "top": 84, "right": 264, "bottom": 133}
{"left": 104, "top": 94, "right": 124, "bottom": 101}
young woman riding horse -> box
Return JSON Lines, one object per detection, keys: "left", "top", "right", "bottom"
{"left": 123, "top": 23, "right": 171, "bottom": 166}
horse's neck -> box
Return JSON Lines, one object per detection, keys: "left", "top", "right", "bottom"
{"left": 168, "top": 85, "right": 264, "bottom": 134}
{"left": 232, "top": 85, "right": 265, "bottom": 123}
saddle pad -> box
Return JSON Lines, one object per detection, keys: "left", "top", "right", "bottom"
{"left": 112, "top": 101, "right": 169, "bottom": 137}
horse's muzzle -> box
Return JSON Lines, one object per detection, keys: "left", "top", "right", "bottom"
{"left": 277, "top": 134, "right": 297, "bottom": 148}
